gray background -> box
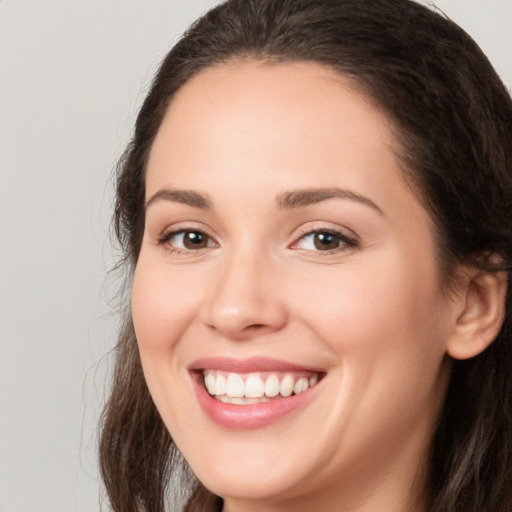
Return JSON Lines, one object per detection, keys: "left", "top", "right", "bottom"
{"left": 0, "top": 1, "right": 510, "bottom": 511}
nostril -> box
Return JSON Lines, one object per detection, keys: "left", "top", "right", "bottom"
{"left": 203, "top": 293, "right": 288, "bottom": 339}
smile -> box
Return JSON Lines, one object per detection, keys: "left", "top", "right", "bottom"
{"left": 189, "top": 358, "right": 326, "bottom": 429}
{"left": 203, "top": 370, "right": 320, "bottom": 404}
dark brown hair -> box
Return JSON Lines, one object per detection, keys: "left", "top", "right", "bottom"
{"left": 99, "top": 1, "right": 512, "bottom": 511}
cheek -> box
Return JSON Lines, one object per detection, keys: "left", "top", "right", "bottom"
{"left": 130, "top": 260, "right": 203, "bottom": 437}
{"left": 131, "top": 260, "right": 202, "bottom": 354}
{"left": 131, "top": 254, "right": 198, "bottom": 328}
{"left": 294, "top": 260, "right": 451, "bottom": 446}
{"left": 292, "top": 253, "right": 448, "bottom": 369}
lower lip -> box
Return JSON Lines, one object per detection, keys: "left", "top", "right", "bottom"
{"left": 192, "top": 374, "right": 321, "bottom": 429}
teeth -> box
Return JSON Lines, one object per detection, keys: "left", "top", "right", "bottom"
{"left": 226, "top": 373, "right": 245, "bottom": 398}
{"left": 264, "top": 374, "right": 280, "bottom": 397}
{"left": 280, "top": 374, "right": 294, "bottom": 397}
{"left": 293, "top": 377, "right": 309, "bottom": 395}
{"left": 214, "top": 374, "right": 226, "bottom": 395}
{"left": 245, "top": 375, "right": 265, "bottom": 398}
{"left": 203, "top": 370, "right": 320, "bottom": 400}
{"left": 219, "top": 396, "right": 271, "bottom": 405}
{"left": 205, "top": 372, "right": 215, "bottom": 394}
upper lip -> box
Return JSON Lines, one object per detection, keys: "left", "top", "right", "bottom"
{"left": 188, "top": 356, "right": 325, "bottom": 373}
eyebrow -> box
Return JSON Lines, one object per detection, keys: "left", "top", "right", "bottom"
{"left": 276, "top": 187, "right": 384, "bottom": 214}
{"left": 145, "top": 188, "right": 213, "bottom": 210}
{"left": 145, "top": 186, "right": 383, "bottom": 215}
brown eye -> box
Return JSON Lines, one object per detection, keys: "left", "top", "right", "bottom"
{"left": 313, "top": 232, "right": 341, "bottom": 250}
{"left": 182, "top": 231, "right": 208, "bottom": 249}
{"left": 160, "top": 229, "right": 216, "bottom": 251}
{"left": 293, "top": 229, "right": 358, "bottom": 252}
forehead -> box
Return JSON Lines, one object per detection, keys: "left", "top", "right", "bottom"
{"left": 147, "top": 60, "right": 404, "bottom": 196}
{"left": 145, "top": 61, "right": 436, "bottom": 241}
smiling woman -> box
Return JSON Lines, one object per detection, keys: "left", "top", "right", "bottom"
{"left": 99, "top": 1, "right": 512, "bottom": 512}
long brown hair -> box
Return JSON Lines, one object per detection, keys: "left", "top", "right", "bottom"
{"left": 99, "top": 1, "right": 512, "bottom": 511}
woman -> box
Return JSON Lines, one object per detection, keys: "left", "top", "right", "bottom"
{"left": 99, "top": 1, "right": 512, "bottom": 511}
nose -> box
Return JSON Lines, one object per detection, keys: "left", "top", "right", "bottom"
{"left": 201, "top": 250, "right": 288, "bottom": 341}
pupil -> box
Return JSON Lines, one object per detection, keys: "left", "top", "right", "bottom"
{"left": 185, "top": 231, "right": 206, "bottom": 249}
{"left": 314, "top": 232, "right": 338, "bottom": 250}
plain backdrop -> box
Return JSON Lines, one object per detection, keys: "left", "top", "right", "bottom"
{"left": 0, "top": 1, "right": 510, "bottom": 511}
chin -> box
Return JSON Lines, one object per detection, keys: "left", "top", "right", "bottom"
{"left": 191, "top": 461, "right": 308, "bottom": 504}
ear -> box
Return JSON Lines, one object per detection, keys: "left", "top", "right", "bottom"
{"left": 447, "top": 266, "right": 507, "bottom": 360}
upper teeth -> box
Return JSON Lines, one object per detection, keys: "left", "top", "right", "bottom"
{"left": 203, "top": 370, "right": 319, "bottom": 399}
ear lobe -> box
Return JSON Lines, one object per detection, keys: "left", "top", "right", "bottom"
{"left": 447, "top": 268, "right": 507, "bottom": 360}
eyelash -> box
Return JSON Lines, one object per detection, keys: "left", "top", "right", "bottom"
{"left": 156, "top": 227, "right": 359, "bottom": 255}
{"left": 156, "top": 229, "right": 217, "bottom": 254}
{"left": 291, "top": 228, "right": 358, "bottom": 253}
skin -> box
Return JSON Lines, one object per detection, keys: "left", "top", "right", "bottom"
{"left": 131, "top": 61, "right": 475, "bottom": 512}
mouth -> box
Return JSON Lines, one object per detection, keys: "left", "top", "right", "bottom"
{"left": 189, "top": 358, "right": 326, "bottom": 429}
{"left": 202, "top": 369, "right": 321, "bottom": 404}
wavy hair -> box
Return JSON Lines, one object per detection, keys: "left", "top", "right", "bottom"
{"left": 99, "top": 1, "right": 512, "bottom": 511}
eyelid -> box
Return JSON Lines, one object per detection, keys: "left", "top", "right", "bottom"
{"left": 155, "top": 223, "right": 219, "bottom": 253}
{"left": 153, "top": 221, "right": 359, "bottom": 255}
{"left": 163, "top": 230, "right": 216, "bottom": 245}
{"left": 290, "top": 224, "right": 359, "bottom": 252}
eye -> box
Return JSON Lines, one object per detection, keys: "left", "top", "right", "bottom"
{"left": 158, "top": 229, "right": 216, "bottom": 251}
{"left": 292, "top": 229, "right": 357, "bottom": 252}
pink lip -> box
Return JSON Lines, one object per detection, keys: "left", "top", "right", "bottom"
{"left": 188, "top": 357, "right": 325, "bottom": 430}
{"left": 188, "top": 356, "right": 324, "bottom": 373}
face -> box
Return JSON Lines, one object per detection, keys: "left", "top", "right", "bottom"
{"left": 132, "top": 61, "right": 457, "bottom": 511}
